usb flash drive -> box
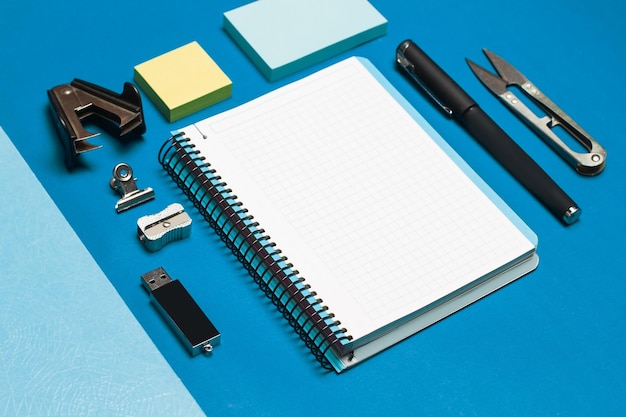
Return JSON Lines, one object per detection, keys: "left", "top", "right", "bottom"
{"left": 141, "top": 267, "right": 220, "bottom": 356}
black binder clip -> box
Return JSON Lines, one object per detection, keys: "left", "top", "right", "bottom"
{"left": 47, "top": 79, "right": 146, "bottom": 170}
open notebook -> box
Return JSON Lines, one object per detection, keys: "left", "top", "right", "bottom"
{"left": 159, "top": 57, "right": 538, "bottom": 372}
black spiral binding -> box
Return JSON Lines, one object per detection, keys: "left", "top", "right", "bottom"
{"left": 158, "top": 133, "right": 353, "bottom": 370}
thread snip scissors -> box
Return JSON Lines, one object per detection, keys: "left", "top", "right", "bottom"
{"left": 466, "top": 50, "right": 606, "bottom": 176}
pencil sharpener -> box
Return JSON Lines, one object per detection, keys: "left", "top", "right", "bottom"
{"left": 137, "top": 203, "right": 192, "bottom": 252}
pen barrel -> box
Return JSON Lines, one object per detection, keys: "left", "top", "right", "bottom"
{"left": 399, "top": 40, "right": 476, "bottom": 116}
{"left": 462, "top": 106, "right": 579, "bottom": 224}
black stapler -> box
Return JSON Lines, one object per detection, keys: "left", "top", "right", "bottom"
{"left": 47, "top": 79, "right": 146, "bottom": 169}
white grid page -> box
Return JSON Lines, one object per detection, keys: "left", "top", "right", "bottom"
{"left": 189, "top": 58, "right": 534, "bottom": 341}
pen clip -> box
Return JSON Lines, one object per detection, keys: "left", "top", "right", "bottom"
{"left": 396, "top": 42, "right": 453, "bottom": 117}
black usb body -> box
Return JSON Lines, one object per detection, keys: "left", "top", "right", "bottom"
{"left": 141, "top": 267, "right": 220, "bottom": 356}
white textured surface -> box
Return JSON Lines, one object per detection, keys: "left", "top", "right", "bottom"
{"left": 0, "top": 127, "right": 205, "bottom": 417}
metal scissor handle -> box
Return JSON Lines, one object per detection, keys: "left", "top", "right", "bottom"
{"left": 467, "top": 49, "right": 606, "bottom": 176}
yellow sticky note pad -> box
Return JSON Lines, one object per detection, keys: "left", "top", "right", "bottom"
{"left": 134, "top": 42, "right": 232, "bottom": 122}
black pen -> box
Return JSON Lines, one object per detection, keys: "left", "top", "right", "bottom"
{"left": 396, "top": 39, "right": 580, "bottom": 225}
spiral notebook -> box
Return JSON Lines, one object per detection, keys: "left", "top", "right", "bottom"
{"left": 159, "top": 57, "right": 539, "bottom": 373}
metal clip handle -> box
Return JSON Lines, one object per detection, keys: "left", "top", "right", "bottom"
{"left": 109, "top": 163, "right": 155, "bottom": 212}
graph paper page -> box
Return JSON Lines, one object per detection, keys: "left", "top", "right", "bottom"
{"left": 183, "top": 57, "right": 535, "bottom": 342}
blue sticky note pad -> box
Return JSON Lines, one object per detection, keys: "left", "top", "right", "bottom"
{"left": 223, "top": 0, "right": 387, "bottom": 81}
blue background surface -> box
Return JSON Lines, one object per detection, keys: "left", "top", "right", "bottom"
{"left": 1, "top": 0, "right": 625, "bottom": 415}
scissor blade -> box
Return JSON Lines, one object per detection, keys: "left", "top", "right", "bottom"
{"left": 466, "top": 59, "right": 509, "bottom": 96}
{"left": 482, "top": 49, "right": 528, "bottom": 86}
